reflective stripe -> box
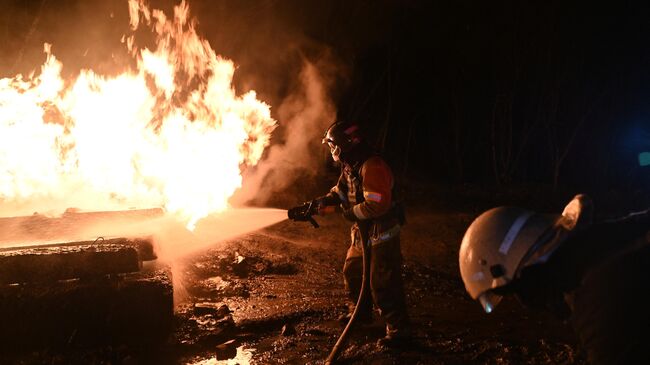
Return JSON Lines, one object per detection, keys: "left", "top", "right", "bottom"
{"left": 353, "top": 204, "right": 368, "bottom": 220}
{"left": 498, "top": 212, "right": 533, "bottom": 255}
{"left": 370, "top": 224, "right": 401, "bottom": 246}
{"left": 364, "top": 191, "right": 382, "bottom": 202}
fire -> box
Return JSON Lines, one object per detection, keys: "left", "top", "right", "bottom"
{"left": 0, "top": 0, "right": 277, "bottom": 229}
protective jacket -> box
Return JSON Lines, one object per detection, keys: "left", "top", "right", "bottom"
{"left": 323, "top": 156, "right": 402, "bottom": 244}
{"left": 514, "top": 210, "right": 650, "bottom": 364}
{"left": 321, "top": 154, "right": 409, "bottom": 335}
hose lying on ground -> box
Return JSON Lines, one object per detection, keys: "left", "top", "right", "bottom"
{"left": 325, "top": 222, "right": 371, "bottom": 365}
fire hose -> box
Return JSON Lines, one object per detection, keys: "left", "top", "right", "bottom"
{"left": 288, "top": 202, "right": 370, "bottom": 364}
{"left": 325, "top": 220, "right": 370, "bottom": 365}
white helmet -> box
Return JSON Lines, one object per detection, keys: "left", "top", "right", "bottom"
{"left": 459, "top": 194, "right": 593, "bottom": 313}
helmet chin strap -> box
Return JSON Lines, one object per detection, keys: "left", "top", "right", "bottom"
{"left": 330, "top": 144, "right": 341, "bottom": 162}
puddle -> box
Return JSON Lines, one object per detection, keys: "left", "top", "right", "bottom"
{"left": 188, "top": 346, "right": 255, "bottom": 365}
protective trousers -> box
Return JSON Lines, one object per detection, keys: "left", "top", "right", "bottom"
{"left": 342, "top": 225, "right": 409, "bottom": 335}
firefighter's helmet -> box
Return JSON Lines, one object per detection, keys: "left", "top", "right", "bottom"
{"left": 459, "top": 194, "right": 593, "bottom": 313}
{"left": 322, "top": 121, "right": 362, "bottom": 161}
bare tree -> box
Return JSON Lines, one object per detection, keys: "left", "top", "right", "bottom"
{"left": 450, "top": 68, "right": 466, "bottom": 182}
{"left": 547, "top": 89, "right": 602, "bottom": 190}
{"left": 490, "top": 91, "right": 537, "bottom": 185}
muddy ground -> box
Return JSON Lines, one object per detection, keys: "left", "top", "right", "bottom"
{"left": 2, "top": 188, "right": 589, "bottom": 365}
{"left": 172, "top": 208, "right": 582, "bottom": 365}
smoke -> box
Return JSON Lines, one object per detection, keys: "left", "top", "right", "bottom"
{"left": 232, "top": 58, "right": 338, "bottom": 206}
{"left": 0, "top": 1, "right": 135, "bottom": 78}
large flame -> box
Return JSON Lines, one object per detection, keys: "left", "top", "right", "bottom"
{"left": 0, "top": 0, "right": 277, "bottom": 229}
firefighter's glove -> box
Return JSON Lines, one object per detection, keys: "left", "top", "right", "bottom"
{"left": 310, "top": 198, "right": 325, "bottom": 214}
{"left": 288, "top": 202, "right": 320, "bottom": 228}
{"left": 311, "top": 198, "right": 337, "bottom": 216}
{"left": 342, "top": 207, "right": 359, "bottom": 222}
{"left": 288, "top": 202, "right": 316, "bottom": 221}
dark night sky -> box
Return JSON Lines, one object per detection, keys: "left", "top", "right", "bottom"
{"left": 2, "top": 0, "right": 650, "bottom": 196}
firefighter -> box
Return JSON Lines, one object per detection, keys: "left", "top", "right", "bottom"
{"left": 298, "top": 121, "right": 409, "bottom": 347}
{"left": 459, "top": 194, "right": 650, "bottom": 364}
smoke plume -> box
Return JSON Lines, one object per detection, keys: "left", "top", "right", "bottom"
{"left": 233, "top": 58, "right": 338, "bottom": 206}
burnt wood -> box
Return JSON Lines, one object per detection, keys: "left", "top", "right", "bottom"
{"left": 0, "top": 239, "right": 144, "bottom": 284}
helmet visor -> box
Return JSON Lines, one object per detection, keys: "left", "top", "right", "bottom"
{"left": 478, "top": 290, "right": 502, "bottom": 314}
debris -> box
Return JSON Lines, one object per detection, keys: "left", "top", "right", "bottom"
{"left": 194, "top": 302, "right": 232, "bottom": 318}
{"left": 232, "top": 252, "right": 249, "bottom": 278}
{"left": 218, "top": 314, "right": 235, "bottom": 327}
{"left": 203, "top": 276, "right": 230, "bottom": 291}
{"left": 216, "top": 304, "right": 232, "bottom": 318}
{"left": 194, "top": 302, "right": 222, "bottom": 316}
{"left": 281, "top": 323, "right": 296, "bottom": 336}
{"left": 267, "top": 261, "right": 299, "bottom": 275}
{"left": 215, "top": 339, "right": 239, "bottom": 360}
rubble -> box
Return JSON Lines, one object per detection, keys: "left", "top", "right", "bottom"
{"left": 193, "top": 302, "right": 231, "bottom": 317}
{"left": 232, "top": 252, "right": 249, "bottom": 277}
{"left": 215, "top": 339, "right": 239, "bottom": 360}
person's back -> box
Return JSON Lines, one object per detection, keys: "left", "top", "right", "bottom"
{"left": 570, "top": 242, "right": 650, "bottom": 364}
{"left": 517, "top": 209, "right": 650, "bottom": 364}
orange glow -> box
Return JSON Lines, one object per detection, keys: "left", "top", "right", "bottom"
{"left": 0, "top": 0, "right": 277, "bottom": 229}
